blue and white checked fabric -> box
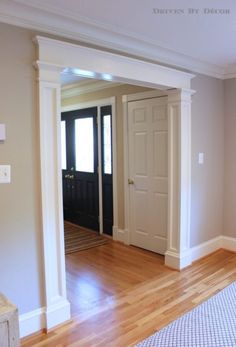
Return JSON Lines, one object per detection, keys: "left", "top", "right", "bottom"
{"left": 136, "top": 282, "right": 236, "bottom": 347}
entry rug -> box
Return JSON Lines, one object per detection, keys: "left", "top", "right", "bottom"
{"left": 64, "top": 221, "right": 109, "bottom": 254}
{"left": 136, "top": 282, "right": 236, "bottom": 347}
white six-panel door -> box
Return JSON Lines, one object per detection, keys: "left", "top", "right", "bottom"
{"left": 128, "top": 97, "right": 168, "bottom": 255}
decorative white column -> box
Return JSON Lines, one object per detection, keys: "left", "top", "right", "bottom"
{"left": 165, "top": 89, "right": 194, "bottom": 270}
{"left": 35, "top": 62, "right": 71, "bottom": 330}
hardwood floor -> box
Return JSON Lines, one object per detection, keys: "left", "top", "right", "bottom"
{"left": 21, "top": 242, "right": 236, "bottom": 347}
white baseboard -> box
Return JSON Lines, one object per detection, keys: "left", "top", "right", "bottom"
{"left": 165, "top": 235, "right": 227, "bottom": 270}
{"left": 45, "top": 299, "right": 71, "bottom": 330}
{"left": 221, "top": 235, "right": 236, "bottom": 252}
{"left": 19, "top": 299, "right": 71, "bottom": 338}
{"left": 165, "top": 250, "right": 192, "bottom": 270}
{"left": 191, "top": 236, "right": 222, "bottom": 262}
{"left": 19, "top": 307, "right": 45, "bottom": 338}
{"left": 113, "top": 227, "right": 129, "bottom": 244}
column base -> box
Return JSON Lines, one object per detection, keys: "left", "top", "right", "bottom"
{"left": 165, "top": 250, "right": 192, "bottom": 270}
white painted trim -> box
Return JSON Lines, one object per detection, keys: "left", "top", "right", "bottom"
{"left": 44, "top": 299, "right": 71, "bottom": 330}
{"left": 61, "top": 98, "right": 116, "bottom": 113}
{"left": 36, "top": 62, "right": 71, "bottom": 332}
{"left": 164, "top": 89, "right": 194, "bottom": 270}
{"left": 19, "top": 307, "right": 45, "bottom": 338}
{"left": 19, "top": 298, "right": 70, "bottom": 338}
{"left": 110, "top": 98, "right": 118, "bottom": 239}
{"left": 221, "top": 236, "right": 236, "bottom": 252}
{"left": 35, "top": 36, "right": 194, "bottom": 90}
{"left": 122, "top": 89, "right": 167, "bottom": 103}
{"left": 61, "top": 79, "right": 121, "bottom": 99}
{"left": 122, "top": 96, "right": 130, "bottom": 246}
{"left": 97, "top": 106, "right": 103, "bottom": 235}
{"left": 113, "top": 228, "right": 129, "bottom": 244}
{"left": 165, "top": 250, "right": 192, "bottom": 270}
{"left": 191, "top": 236, "right": 222, "bottom": 263}
{"left": 0, "top": 1, "right": 229, "bottom": 79}
{"left": 166, "top": 235, "right": 235, "bottom": 269}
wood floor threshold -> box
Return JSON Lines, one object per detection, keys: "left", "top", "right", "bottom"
{"left": 21, "top": 244, "right": 236, "bottom": 347}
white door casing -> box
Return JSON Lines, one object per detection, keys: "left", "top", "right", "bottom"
{"left": 34, "top": 36, "right": 194, "bottom": 332}
{"left": 128, "top": 97, "right": 168, "bottom": 254}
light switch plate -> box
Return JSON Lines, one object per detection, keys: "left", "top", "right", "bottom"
{"left": 198, "top": 153, "right": 204, "bottom": 165}
{"left": 0, "top": 124, "right": 6, "bottom": 141}
{"left": 0, "top": 165, "right": 11, "bottom": 183}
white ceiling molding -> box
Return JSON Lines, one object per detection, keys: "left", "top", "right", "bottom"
{"left": 61, "top": 79, "right": 122, "bottom": 100}
{"left": 0, "top": 0, "right": 232, "bottom": 80}
{"left": 223, "top": 65, "right": 236, "bottom": 80}
{"left": 35, "top": 36, "right": 194, "bottom": 90}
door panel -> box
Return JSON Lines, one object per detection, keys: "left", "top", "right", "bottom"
{"left": 101, "top": 106, "right": 113, "bottom": 235}
{"left": 128, "top": 97, "right": 168, "bottom": 255}
{"left": 61, "top": 107, "right": 99, "bottom": 231}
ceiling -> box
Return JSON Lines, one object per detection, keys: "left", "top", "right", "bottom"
{"left": 61, "top": 74, "right": 86, "bottom": 86}
{"left": 0, "top": 0, "right": 236, "bottom": 79}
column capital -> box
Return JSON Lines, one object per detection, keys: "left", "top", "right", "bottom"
{"left": 167, "top": 88, "right": 195, "bottom": 103}
{"left": 34, "top": 60, "right": 65, "bottom": 84}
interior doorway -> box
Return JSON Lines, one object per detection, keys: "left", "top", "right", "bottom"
{"left": 35, "top": 34, "right": 194, "bottom": 331}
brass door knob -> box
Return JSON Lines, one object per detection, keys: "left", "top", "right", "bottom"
{"left": 128, "top": 178, "right": 134, "bottom": 185}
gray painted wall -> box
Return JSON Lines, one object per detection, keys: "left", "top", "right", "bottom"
{"left": 0, "top": 23, "right": 44, "bottom": 314}
{"left": 223, "top": 78, "right": 236, "bottom": 237}
{"left": 191, "top": 75, "right": 224, "bottom": 247}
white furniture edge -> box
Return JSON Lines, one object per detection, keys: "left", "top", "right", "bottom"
{"left": 0, "top": 0, "right": 232, "bottom": 79}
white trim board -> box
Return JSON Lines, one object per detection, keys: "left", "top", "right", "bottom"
{"left": 19, "top": 307, "right": 45, "bottom": 338}
{"left": 185, "top": 236, "right": 236, "bottom": 265}
{"left": 191, "top": 236, "right": 222, "bottom": 263}
{"left": 61, "top": 98, "right": 116, "bottom": 112}
{"left": 221, "top": 236, "right": 236, "bottom": 252}
{"left": 19, "top": 299, "right": 70, "bottom": 338}
{"left": 0, "top": 0, "right": 230, "bottom": 79}
{"left": 113, "top": 228, "right": 129, "bottom": 245}
{"left": 61, "top": 80, "right": 122, "bottom": 100}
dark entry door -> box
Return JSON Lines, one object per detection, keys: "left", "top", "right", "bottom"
{"left": 61, "top": 107, "right": 99, "bottom": 231}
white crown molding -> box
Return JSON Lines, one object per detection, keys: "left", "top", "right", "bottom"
{"left": 0, "top": 0, "right": 233, "bottom": 79}
{"left": 221, "top": 235, "right": 236, "bottom": 252}
{"left": 61, "top": 79, "right": 121, "bottom": 100}
{"left": 223, "top": 65, "right": 236, "bottom": 80}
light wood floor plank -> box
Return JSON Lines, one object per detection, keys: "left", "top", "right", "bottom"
{"left": 21, "top": 243, "right": 236, "bottom": 347}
